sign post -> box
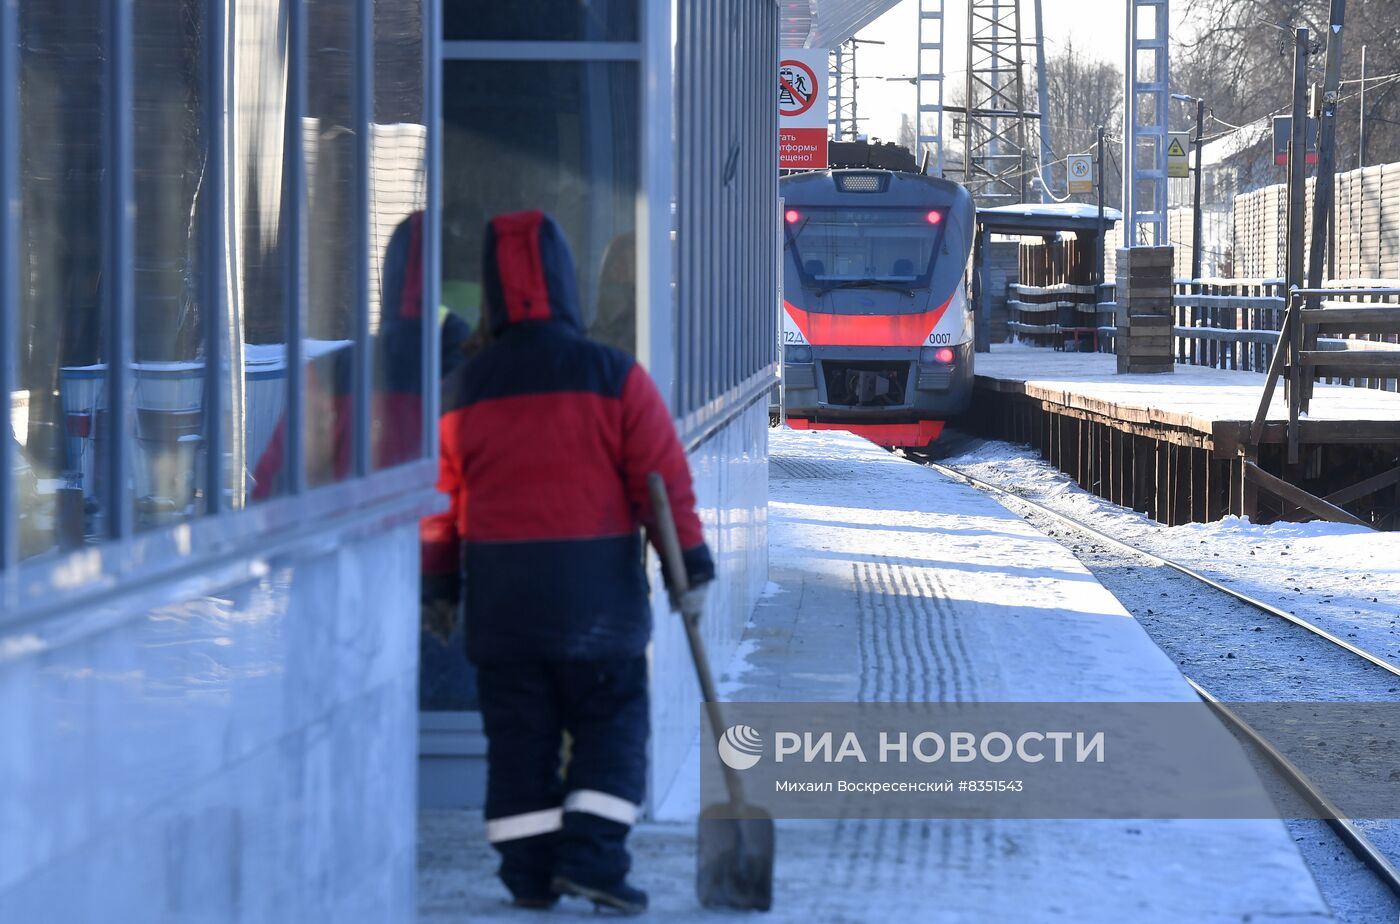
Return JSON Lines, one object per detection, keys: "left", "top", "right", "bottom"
{"left": 779, "top": 51, "right": 828, "bottom": 170}
{"left": 1272, "top": 115, "right": 1319, "bottom": 166}
{"left": 1166, "top": 132, "right": 1191, "bottom": 178}
{"left": 1067, "top": 153, "right": 1094, "bottom": 194}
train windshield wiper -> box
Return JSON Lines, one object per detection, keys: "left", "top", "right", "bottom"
{"left": 816, "top": 278, "right": 922, "bottom": 297}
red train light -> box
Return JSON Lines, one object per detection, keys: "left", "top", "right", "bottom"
{"left": 926, "top": 210, "right": 942, "bottom": 224}
{"left": 785, "top": 209, "right": 801, "bottom": 224}
{"left": 934, "top": 347, "right": 955, "bottom": 364}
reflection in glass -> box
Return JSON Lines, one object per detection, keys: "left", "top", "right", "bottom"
{"left": 370, "top": 0, "right": 428, "bottom": 471}
{"left": 303, "top": 0, "right": 359, "bottom": 488}
{"left": 15, "top": 0, "right": 108, "bottom": 557}
{"left": 424, "top": 59, "right": 639, "bottom": 711}
{"left": 442, "top": 60, "right": 639, "bottom": 354}
{"left": 443, "top": 0, "right": 638, "bottom": 43}
{"left": 131, "top": 0, "right": 209, "bottom": 530}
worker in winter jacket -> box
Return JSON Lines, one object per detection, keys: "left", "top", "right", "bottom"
{"left": 421, "top": 210, "right": 714, "bottom": 914}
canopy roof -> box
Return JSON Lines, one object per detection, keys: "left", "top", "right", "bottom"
{"left": 977, "top": 202, "right": 1123, "bottom": 236}
{"left": 781, "top": 0, "right": 903, "bottom": 49}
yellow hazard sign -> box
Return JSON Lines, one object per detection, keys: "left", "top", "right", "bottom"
{"left": 1167, "top": 132, "right": 1190, "bottom": 178}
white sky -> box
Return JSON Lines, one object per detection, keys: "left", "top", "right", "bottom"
{"left": 847, "top": 0, "right": 1191, "bottom": 145}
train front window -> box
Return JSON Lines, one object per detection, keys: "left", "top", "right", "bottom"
{"left": 785, "top": 207, "right": 946, "bottom": 289}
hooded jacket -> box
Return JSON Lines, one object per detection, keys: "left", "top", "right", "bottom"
{"left": 250, "top": 210, "right": 469, "bottom": 499}
{"left": 422, "top": 210, "right": 713, "bottom": 663}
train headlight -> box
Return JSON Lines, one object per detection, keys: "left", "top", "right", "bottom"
{"left": 784, "top": 344, "right": 814, "bottom": 364}
{"left": 919, "top": 346, "right": 956, "bottom": 365}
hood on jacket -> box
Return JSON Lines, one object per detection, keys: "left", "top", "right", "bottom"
{"left": 482, "top": 210, "right": 582, "bottom": 336}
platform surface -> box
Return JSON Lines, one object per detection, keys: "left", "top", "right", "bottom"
{"left": 976, "top": 343, "right": 1400, "bottom": 447}
{"left": 419, "top": 429, "right": 1331, "bottom": 922}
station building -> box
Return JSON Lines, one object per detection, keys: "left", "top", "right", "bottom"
{"left": 0, "top": 0, "right": 895, "bottom": 918}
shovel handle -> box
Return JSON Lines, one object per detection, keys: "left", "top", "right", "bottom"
{"left": 647, "top": 473, "right": 749, "bottom": 807}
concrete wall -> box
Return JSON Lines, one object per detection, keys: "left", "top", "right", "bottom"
{"left": 649, "top": 398, "right": 770, "bottom": 811}
{"left": 0, "top": 521, "right": 422, "bottom": 922}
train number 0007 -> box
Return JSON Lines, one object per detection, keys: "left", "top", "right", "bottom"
{"left": 925, "top": 333, "right": 952, "bottom": 345}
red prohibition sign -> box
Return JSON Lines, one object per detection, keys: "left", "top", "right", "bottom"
{"left": 778, "top": 59, "right": 818, "bottom": 117}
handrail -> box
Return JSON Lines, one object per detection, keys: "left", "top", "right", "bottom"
{"left": 1252, "top": 284, "right": 1400, "bottom": 460}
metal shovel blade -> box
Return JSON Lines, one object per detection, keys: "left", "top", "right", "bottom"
{"left": 697, "top": 803, "right": 775, "bottom": 911}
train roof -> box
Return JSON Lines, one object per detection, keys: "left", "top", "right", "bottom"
{"left": 779, "top": 169, "right": 974, "bottom": 213}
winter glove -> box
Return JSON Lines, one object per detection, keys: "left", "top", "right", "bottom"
{"left": 661, "top": 542, "right": 716, "bottom": 616}
{"left": 670, "top": 579, "right": 711, "bottom": 619}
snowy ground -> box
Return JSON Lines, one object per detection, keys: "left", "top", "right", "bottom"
{"left": 926, "top": 430, "right": 1400, "bottom": 923}
{"left": 419, "top": 429, "right": 1333, "bottom": 922}
{"left": 930, "top": 433, "right": 1400, "bottom": 669}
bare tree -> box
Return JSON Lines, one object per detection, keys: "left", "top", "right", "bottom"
{"left": 1176, "top": 0, "right": 1400, "bottom": 169}
{"left": 897, "top": 113, "right": 916, "bottom": 156}
{"left": 1041, "top": 39, "right": 1123, "bottom": 206}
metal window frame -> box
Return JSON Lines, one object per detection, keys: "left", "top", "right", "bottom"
{"left": 201, "top": 0, "right": 228, "bottom": 514}
{"left": 440, "top": 40, "right": 641, "bottom": 61}
{"left": 106, "top": 0, "right": 135, "bottom": 542}
{"left": 1, "top": 0, "right": 18, "bottom": 584}
{"left": 353, "top": 0, "right": 373, "bottom": 477}
{"left": 423, "top": 0, "right": 442, "bottom": 455}
{"left": 0, "top": 0, "right": 443, "bottom": 622}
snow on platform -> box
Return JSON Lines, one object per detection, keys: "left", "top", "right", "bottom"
{"left": 418, "top": 429, "right": 1331, "bottom": 922}
{"left": 977, "top": 343, "right": 1400, "bottom": 451}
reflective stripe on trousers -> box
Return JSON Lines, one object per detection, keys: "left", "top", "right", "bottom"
{"left": 563, "top": 789, "right": 639, "bottom": 826}
{"left": 485, "top": 807, "right": 563, "bottom": 843}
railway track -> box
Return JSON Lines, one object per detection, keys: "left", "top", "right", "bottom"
{"left": 915, "top": 453, "right": 1400, "bottom": 901}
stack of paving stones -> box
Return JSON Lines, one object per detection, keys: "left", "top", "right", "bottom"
{"left": 1115, "top": 246, "right": 1175, "bottom": 374}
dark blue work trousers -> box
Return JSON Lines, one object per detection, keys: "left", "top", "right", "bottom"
{"left": 476, "top": 655, "right": 649, "bottom": 899}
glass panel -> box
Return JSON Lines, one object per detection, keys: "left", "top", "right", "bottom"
{"left": 442, "top": 60, "right": 638, "bottom": 354}
{"left": 131, "top": 0, "right": 208, "bottom": 530}
{"left": 235, "top": 0, "right": 292, "bottom": 505}
{"left": 425, "top": 59, "right": 638, "bottom": 712}
{"left": 785, "top": 206, "right": 950, "bottom": 298}
{"left": 443, "top": 0, "right": 638, "bottom": 43}
{"left": 304, "top": 0, "right": 359, "bottom": 488}
{"left": 15, "top": 0, "right": 109, "bottom": 558}
{"left": 371, "top": 0, "right": 428, "bottom": 471}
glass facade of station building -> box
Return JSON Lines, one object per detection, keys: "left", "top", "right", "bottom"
{"left": 424, "top": 0, "right": 779, "bottom": 814}
{"left": 1, "top": 0, "right": 776, "bottom": 916}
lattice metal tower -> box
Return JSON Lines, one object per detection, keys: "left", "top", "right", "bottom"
{"left": 829, "top": 38, "right": 882, "bottom": 141}
{"left": 1123, "top": 0, "right": 1169, "bottom": 244}
{"left": 915, "top": 0, "right": 946, "bottom": 174}
{"left": 962, "top": 0, "right": 1032, "bottom": 203}
{"left": 830, "top": 44, "right": 851, "bottom": 139}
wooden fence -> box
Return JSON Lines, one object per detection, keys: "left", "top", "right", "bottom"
{"left": 1233, "top": 162, "right": 1400, "bottom": 280}
{"left": 1066, "top": 279, "right": 1400, "bottom": 392}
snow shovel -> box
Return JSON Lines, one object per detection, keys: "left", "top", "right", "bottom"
{"left": 647, "top": 473, "right": 775, "bottom": 912}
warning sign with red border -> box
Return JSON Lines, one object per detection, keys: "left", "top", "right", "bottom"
{"left": 779, "top": 51, "right": 828, "bottom": 170}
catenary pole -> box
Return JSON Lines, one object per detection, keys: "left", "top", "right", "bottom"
{"left": 1096, "top": 124, "right": 1106, "bottom": 297}
{"left": 1358, "top": 43, "right": 1367, "bottom": 167}
{"left": 1303, "top": 0, "right": 1346, "bottom": 411}
{"left": 1191, "top": 97, "right": 1205, "bottom": 280}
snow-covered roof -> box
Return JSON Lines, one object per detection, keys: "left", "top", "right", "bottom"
{"left": 979, "top": 202, "right": 1124, "bottom": 221}
{"left": 1201, "top": 116, "right": 1272, "bottom": 169}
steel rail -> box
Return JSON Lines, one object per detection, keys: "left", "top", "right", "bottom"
{"left": 1187, "top": 679, "right": 1400, "bottom": 900}
{"left": 919, "top": 453, "right": 1400, "bottom": 900}
{"left": 921, "top": 458, "right": 1400, "bottom": 681}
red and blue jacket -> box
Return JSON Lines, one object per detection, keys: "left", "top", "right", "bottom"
{"left": 422, "top": 210, "right": 713, "bottom": 663}
{"left": 250, "top": 211, "right": 470, "bottom": 499}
